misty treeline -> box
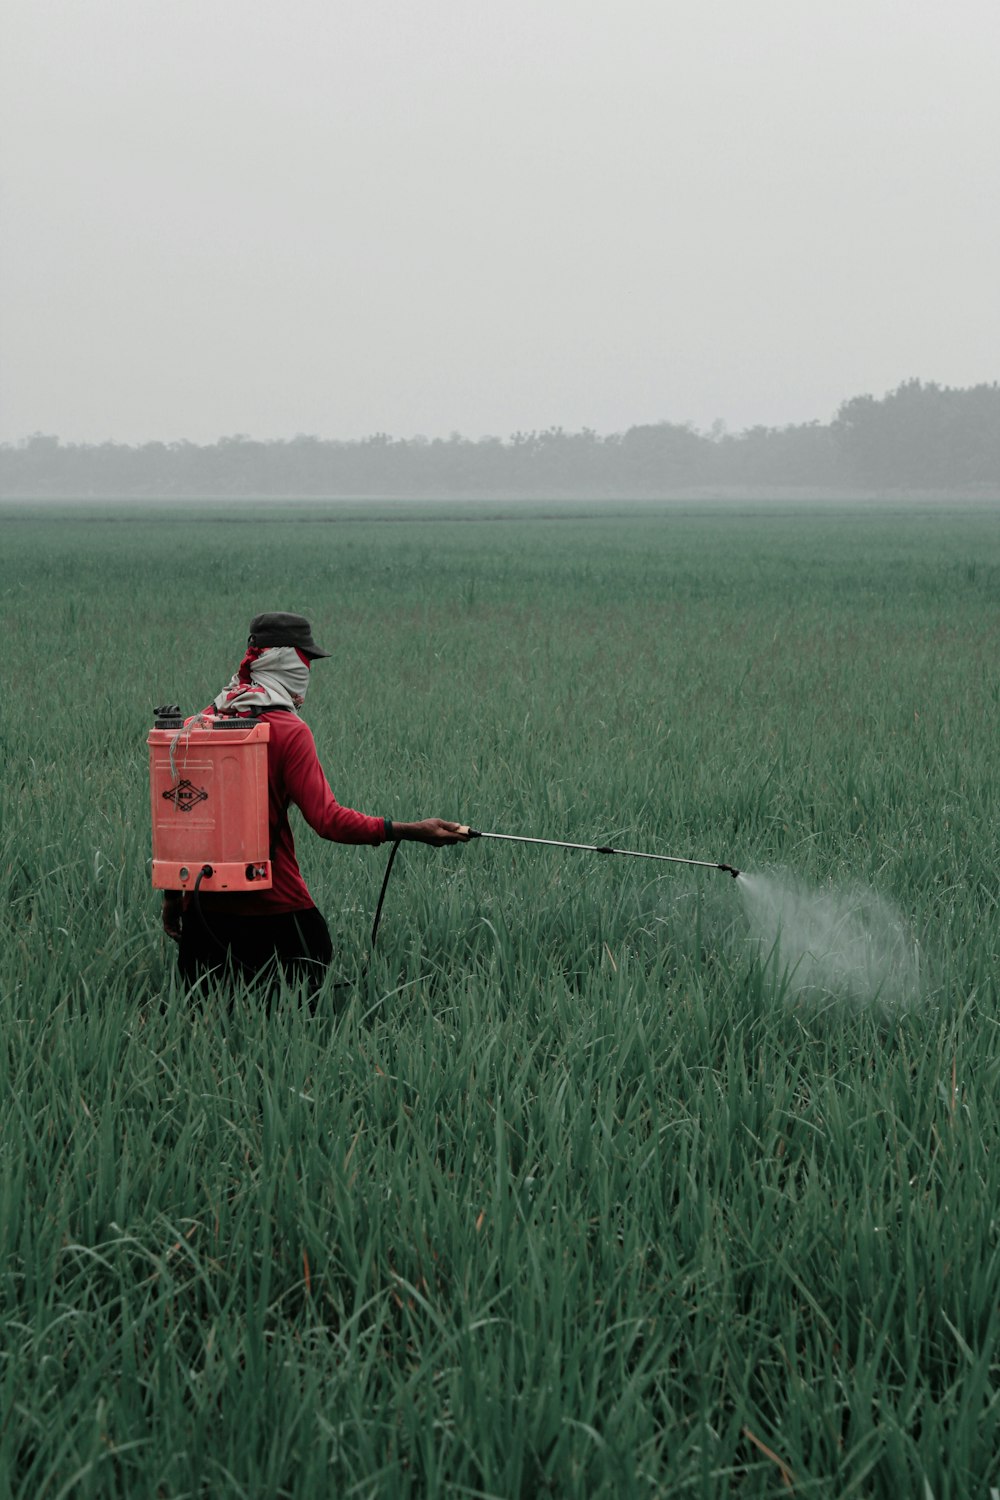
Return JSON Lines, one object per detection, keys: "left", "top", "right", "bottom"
{"left": 3, "top": 380, "right": 998, "bottom": 498}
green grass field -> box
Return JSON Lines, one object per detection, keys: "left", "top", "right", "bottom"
{"left": 2, "top": 499, "right": 998, "bottom": 1498}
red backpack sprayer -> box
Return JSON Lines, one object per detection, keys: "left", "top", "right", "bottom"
{"left": 147, "top": 706, "right": 922, "bottom": 1010}
{"left": 148, "top": 706, "right": 273, "bottom": 897}
{"left": 148, "top": 705, "right": 741, "bottom": 949}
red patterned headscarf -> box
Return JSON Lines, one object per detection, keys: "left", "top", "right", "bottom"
{"left": 212, "top": 645, "right": 312, "bottom": 716}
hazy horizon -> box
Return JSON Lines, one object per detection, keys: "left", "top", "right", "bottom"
{"left": 3, "top": 0, "right": 998, "bottom": 447}
{"left": 3, "top": 372, "right": 998, "bottom": 451}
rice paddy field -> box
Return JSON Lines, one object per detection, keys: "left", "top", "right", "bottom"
{"left": 1, "top": 497, "right": 998, "bottom": 1499}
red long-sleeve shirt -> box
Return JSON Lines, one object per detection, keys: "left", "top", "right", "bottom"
{"left": 192, "top": 709, "right": 386, "bottom": 916}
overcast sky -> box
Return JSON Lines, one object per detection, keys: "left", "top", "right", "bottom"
{"left": 2, "top": 0, "right": 998, "bottom": 445}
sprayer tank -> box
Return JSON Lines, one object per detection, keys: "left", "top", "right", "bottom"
{"left": 147, "top": 718, "right": 272, "bottom": 891}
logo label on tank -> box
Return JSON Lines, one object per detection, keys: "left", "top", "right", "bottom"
{"left": 163, "top": 780, "right": 209, "bottom": 812}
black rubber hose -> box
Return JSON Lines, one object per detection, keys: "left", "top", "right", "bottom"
{"left": 370, "top": 840, "right": 402, "bottom": 950}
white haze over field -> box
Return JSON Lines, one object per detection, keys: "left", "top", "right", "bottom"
{"left": 1, "top": 0, "right": 998, "bottom": 446}
{"left": 737, "top": 870, "right": 923, "bottom": 1012}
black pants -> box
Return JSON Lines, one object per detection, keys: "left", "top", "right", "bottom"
{"left": 178, "top": 903, "right": 334, "bottom": 994}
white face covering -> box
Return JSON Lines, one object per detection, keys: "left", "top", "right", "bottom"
{"left": 213, "top": 646, "right": 311, "bottom": 716}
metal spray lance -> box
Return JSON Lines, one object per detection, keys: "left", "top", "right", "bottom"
{"left": 459, "top": 827, "right": 741, "bottom": 877}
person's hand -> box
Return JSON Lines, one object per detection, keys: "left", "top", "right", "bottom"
{"left": 162, "top": 891, "right": 183, "bottom": 941}
{"left": 401, "top": 819, "right": 470, "bottom": 847}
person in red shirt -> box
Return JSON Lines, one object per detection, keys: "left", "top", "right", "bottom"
{"left": 163, "top": 611, "right": 467, "bottom": 991}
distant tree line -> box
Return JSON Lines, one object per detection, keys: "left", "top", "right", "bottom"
{"left": 2, "top": 380, "right": 998, "bottom": 499}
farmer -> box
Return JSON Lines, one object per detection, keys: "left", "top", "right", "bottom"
{"left": 162, "top": 611, "right": 468, "bottom": 989}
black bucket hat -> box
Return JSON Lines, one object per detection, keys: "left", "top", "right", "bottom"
{"left": 247, "top": 612, "right": 331, "bottom": 659}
